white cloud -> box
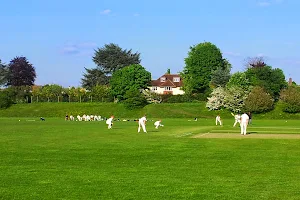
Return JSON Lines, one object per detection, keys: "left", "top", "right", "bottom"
{"left": 61, "top": 42, "right": 97, "bottom": 55}
{"left": 100, "top": 9, "right": 111, "bottom": 15}
{"left": 133, "top": 13, "right": 140, "bottom": 17}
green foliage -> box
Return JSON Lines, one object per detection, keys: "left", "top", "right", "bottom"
{"left": 0, "top": 90, "right": 13, "bottom": 109}
{"left": 244, "top": 86, "right": 274, "bottom": 113}
{"left": 226, "top": 72, "right": 250, "bottom": 91}
{"left": 40, "top": 84, "right": 63, "bottom": 102}
{"left": 245, "top": 66, "right": 287, "bottom": 99}
{"left": 123, "top": 88, "right": 148, "bottom": 109}
{"left": 93, "top": 43, "right": 140, "bottom": 75}
{"left": 166, "top": 68, "right": 171, "bottom": 74}
{"left": 81, "top": 67, "right": 110, "bottom": 90}
{"left": 7, "top": 56, "right": 36, "bottom": 86}
{"left": 90, "top": 85, "right": 113, "bottom": 102}
{"left": 0, "top": 59, "right": 9, "bottom": 86}
{"left": 210, "top": 59, "right": 231, "bottom": 87}
{"left": 280, "top": 86, "right": 300, "bottom": 113}
{"left": 182, "top": 42, "right": 225, "bottom": 94}
{"left": 110, "top": 64, "right": 151, "bottom": 101}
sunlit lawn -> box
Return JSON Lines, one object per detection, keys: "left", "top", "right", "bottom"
{"left": 1, "top": 118, "right": 300, "bottom": 199}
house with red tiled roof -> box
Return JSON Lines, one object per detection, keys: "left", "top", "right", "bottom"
{"left": 149, "top": 74, "right": 184, "bottom": 95}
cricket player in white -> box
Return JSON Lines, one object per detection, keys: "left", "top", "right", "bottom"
{"left": 106, "top": 116, "right": 114, "bottom": 129}
{"left": 154, "top": 120, "right": 164, "bottom": 129}
{"left": 240, "top": 113, "right": 249, "bottom": 135}
{"left": 138, "top": 115, "right": 147, "bottom": 133}
{"left": 216, "top": 115, "right": 222, "bottom": 126}
{"left": 231, "top": 113, "right": 241, "bottom": 127}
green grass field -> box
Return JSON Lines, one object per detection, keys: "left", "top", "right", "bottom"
{"left": 1, "top": 118, "right": 300, "bottom": 199}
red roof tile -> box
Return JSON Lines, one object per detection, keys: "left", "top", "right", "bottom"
{"left": 151, "top": 74, "right": 183, "bottom": 87}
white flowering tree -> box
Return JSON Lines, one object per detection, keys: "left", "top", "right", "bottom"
{"left": 224, "top": 86, "right": 250, "bottom": 113}
{"left": 206, "top": 87, "right": 227, "bottom": 110}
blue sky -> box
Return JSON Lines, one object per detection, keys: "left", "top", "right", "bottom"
{"left": 1, "top": 0, "right": 300, "bottom": 86}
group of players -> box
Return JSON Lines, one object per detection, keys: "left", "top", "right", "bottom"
{"left": 105, "top": 112, "right": 252, "bottom": 135}
{"left": 105, "top": 115, "right": 163, "bottom": 133}
{"left": 216, "top": 112, "right": 252, "bottom": 135}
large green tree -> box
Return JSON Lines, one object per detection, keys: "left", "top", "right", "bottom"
{"left": 82, "top": 43, "right": 141, "bottom": 89}
{"left": 81, "top": 67, "right": 110, "bottom": 90}
{"left": 110, "top": 64, "right": 151, "bottom": 100}
{"left": 245, "top": 66, "right": 287, "bottom": 99}
{"left": 93, "top": 43, "right": 141, "bottom": 74}
{"left": 7, "top": 57, "right": 36, "bottom": 86}
{"left": 181, "top": 42, "right": 225, "bottom": 94}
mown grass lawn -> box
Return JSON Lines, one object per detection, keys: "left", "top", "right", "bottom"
{"left": 1, "top": 118, "right": 300, "bottom": 199}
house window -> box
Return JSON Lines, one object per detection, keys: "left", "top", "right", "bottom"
{"left": 165, "top": 86, "right": 172, "bottom": 91}
{"left": 160, "top": 77, "right": 166, "bottom": 82}
{"left": 152, "top": 87, "right": 157, "bottom": 91}
{"left": 173, "top": 77, "right": 180, "bottom": 82}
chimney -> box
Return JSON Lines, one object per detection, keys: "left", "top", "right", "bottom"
{"left": 288, "top": 78, "right": 292, "bottom": 86}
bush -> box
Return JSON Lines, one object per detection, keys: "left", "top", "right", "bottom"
{"left": 244, "top": 86, "right": 274, "bottom": 113}
{"left": 280, "top": 86, "right": 300, "bottom": 113}
{"left": 0, "top": 90, "right": 13, "bottom": 109}
{"left": 123, "top": 89, "right": 148, "bottom": 110}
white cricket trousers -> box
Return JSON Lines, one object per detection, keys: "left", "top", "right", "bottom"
{"left": 138, "top": 122, "right": 147, "bottom": 133}
{"left": 216, "top": 118, "right": 222, "bottom": 125}
{"left": 233, "top": 120, "right": 240, "bottom": 127}
{"left": 107, "top": 123, "right": 112, "bottom": 129}
{"left": 241, "top": 122, "right": 248, "bottom": 135}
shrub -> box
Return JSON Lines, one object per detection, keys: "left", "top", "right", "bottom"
{"left": 280, "top": 86, "right": 300, "bottom": 113}
{"left": 123, "top": 89, "right": 148, "bottom": 110}
{"left": 244, "top": 86, "right": 274, "bottom": 113}
{"left": 0, "top": 90, "right": 13, "bottom": 109}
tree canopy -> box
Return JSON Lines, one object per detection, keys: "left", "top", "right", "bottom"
{"left": 93, "top": 43, "right": 141, "bottom": 75}
{"left": 7, "top": 57, "right": 36, "bottom": 86}
{"left": 245, "top": 66, "right": 287, "bottom": 99}
{"left": 110, "top": 64, "right": 151, "bottom": 100}
{"left": 181, "top": 42, "right": 227, "bottom": 94}
{"left": 81, "top": 67, "right": 110, "bottom": 90}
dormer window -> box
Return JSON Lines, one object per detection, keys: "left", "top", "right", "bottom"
{"left": 173, "top": 77, "right": 180, "bottom": 82}
{"left": 160, "top": 77, "right": 166, "bottom": 82}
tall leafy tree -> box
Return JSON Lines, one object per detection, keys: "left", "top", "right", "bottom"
{"left": 93, "top": 43, "right": 141, "bottom": 74}
{"left": 81, "top": 67, "right": 110, "bottom": 90}
{"left": 245, "top": 66, "right": 287, "bottom": 99}
{"left": 82, "top": 43, "right": 140, "bottom": 89}
{"left": 110, "top": 64, "right": 151, "bottom": 100}
{"left": 0, "top": 59, "right": 9, "bottom": 86}
{"left": 181, "top": 42, "right": 225, "bottom": 94}
{"left": 7, "top": 57, "right": 36, "bottom": 86}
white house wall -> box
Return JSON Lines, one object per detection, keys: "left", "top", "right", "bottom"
{"left": 149, "top": 87, "right": 185, "bottom": 95}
